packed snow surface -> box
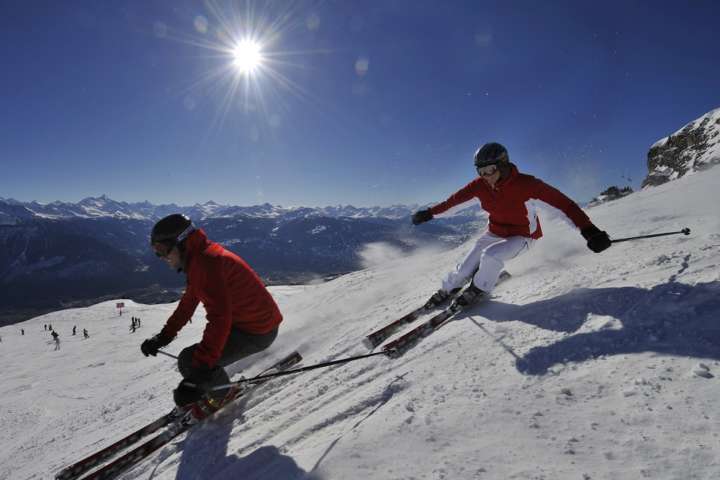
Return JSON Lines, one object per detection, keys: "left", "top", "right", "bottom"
{"left": 2, "top": 167, "right": 720, "bottom": 479}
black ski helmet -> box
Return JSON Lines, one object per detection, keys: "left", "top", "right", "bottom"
{"left": 474, "top": 142, "right": 509, "bottom": 167}
{"left": 151, "top": 213, "right": 195, "bottom": 247}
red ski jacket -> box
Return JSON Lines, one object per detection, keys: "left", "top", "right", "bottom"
{"left": 161, "top": 229, "right": 283, "bottom": 368}
{"left": 429, "top": 164, "right": 593, "bottom": 239}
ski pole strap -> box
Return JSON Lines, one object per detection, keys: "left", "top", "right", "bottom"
{"left": 208, "top": 351, "right": 388, "bottom": 391}
{"left": 611, "top": 227, "right": 690, "bottom": 244}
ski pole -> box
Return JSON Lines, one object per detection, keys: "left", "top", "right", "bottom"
{"left": 204, "top": 351, "right": 388, "bottom": 391}
{"left": 157, "top": 350, "right": 178, "bottom": 360}
{"left": 611, "top": 227, "right": 690, "bottom": 244}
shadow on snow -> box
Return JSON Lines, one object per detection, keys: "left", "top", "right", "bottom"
{"left": 461, "top": 280, "right": 720, "bottom": 375}
{"left": 158, "top": 393, "right": 316, "bottom": 480}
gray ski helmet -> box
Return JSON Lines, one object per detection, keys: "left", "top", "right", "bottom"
{"left": 474, "top": 142, "right": 509, "bottom": 167}
{"left": 151, "top": 214, "right": 195, "bottom": 247}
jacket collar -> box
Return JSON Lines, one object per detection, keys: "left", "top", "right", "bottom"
{"left": 181, "top": 228, "right": 210, "bottom": 271}
{"left": 494, "top": 163, "right": 519, "bottom": 190}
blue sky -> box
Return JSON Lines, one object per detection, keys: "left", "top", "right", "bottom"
{"left": 2, "top": 0, "right": 719, "bottom": 207}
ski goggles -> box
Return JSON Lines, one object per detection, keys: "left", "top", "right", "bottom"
{"left": 475, "top": 163, "right": 498, "bottom": 177}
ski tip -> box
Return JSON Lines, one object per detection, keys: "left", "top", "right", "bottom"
{"left": 284, "top": 351, "right": 303, "bottom": 364}
{"left": 362, "top": 337, "right": 378, "bottom": 350}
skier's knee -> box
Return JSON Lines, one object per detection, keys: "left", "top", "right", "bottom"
{"left": 177, "top": 345, "right": 197, "bottom": 378}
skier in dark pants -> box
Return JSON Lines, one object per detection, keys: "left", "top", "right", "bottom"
{"left": 141, "top": 214, "right": 283, "bottom": 417}
{"left": 51, "top": 330, "right": 60, "bottom": 350}
{"left": 413, "top": 142, "right": 611, "bottom": 309}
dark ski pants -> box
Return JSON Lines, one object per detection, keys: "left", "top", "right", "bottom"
{"left": 177, "top": 326, "right": 278, "bottom": 398}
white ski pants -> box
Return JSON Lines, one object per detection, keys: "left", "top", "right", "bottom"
{"left": 442, "top": 231, "right": 534, "bottom": 293}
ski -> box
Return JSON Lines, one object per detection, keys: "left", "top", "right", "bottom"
{"left": 365, "top": 270, "right": 510, "bottom": 350}
{"left": 382, "top": 305, "right": 460, "bottom": 357}
{"left": 54, "top": 409, "right": 183, "bottom": 480}
{"left": 382, "top": 285, "right": 504, "bottom": 357}
{"left": 363, "top": 306, "right": 428, "bottom": 349}
{"left": 56, "top": 351, "right": 301, "bottom": 480}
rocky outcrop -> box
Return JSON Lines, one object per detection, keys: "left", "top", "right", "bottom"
{"left": 643, "top": 107, "right": 720, "bottom": 188}
{"left": 587, "top": 186, "right": 633, "bottom": 207}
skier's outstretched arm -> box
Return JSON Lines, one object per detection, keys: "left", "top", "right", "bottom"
{"left": 412, "top": 178, "right": 482, "bottom": 225}
{"left": 532, "top": 179, "right": 611, "bottom": 253}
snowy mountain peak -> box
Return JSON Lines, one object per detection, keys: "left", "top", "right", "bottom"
{"left": 643, "top": 106, "right": 720, "bottom": 187}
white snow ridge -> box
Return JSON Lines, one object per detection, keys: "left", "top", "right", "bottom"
{"left": 2, "top": 167, "right": 720, "bottom": 480}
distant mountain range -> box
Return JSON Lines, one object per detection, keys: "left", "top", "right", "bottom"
{"left": 0, "top": 197, "right": 484, "bottom": 326}
{"left": 0, "top": 196, "right": 460, "bottom": 224}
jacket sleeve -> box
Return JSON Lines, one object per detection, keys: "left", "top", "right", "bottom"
{"left": 161, "top": 288, "right": 200, "bottom": 339}
{"left": 191, "top": 260, "right": 233, "bottom": 369}
{"left": 531, "top": 178, "right": 593, "bottom": 230}
{"left": 429, "top": 179, "right": 482, "bottom": 216}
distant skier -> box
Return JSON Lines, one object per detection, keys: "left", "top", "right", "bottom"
{"left": 21, "top": 329, "right": 25, "bottom": 335}
{"left": 51, "top": 330, "right": 60, "bottom": 350}
{"left": 141, "top": 214, "right": 283, "bottom": 414}
{"left": 72, "top": 325, "right": 77, "bottom": 336}
{"left": 83, "top": 329, "right": 89, "bottom": 339}
{"left": 412, "top": 142, "right": 611, "bottom": 309}
{"left": 44, "top": 324, "right": 47, "bottom": 331}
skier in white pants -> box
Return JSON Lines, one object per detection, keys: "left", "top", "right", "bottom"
{"left": 412, "top": 142, "right": 611, "bottom": 310}
{"left": 442, "top": 232, "right": 533, "bottom": 295}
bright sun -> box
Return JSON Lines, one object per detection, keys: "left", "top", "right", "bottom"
{"left": 232, "top": 40, "right": 263, "bottom": 74}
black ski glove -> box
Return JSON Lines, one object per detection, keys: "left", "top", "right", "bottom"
{"left": 581, "top": 225, "right": 611, "bottom": 253}
{"left": 140, "top": 333, "right": 172, "bottom": 357}
{"left": 412, "top": 209, "right": 434, "bottom": 225}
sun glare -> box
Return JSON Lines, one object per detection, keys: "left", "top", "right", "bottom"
{"left": 167, "top": 2, "right": 318, "bottom": 132}
{"left": 232, "top": 40, "right": 263, "bottom": 74}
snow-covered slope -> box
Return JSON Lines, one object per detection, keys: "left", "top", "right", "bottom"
{"left": 2, "top": 168, "right": 719, "bottom": 480}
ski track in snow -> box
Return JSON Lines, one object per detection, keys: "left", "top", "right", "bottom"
{"left": 2, "top": 167, "right": 720, "bottom": 479}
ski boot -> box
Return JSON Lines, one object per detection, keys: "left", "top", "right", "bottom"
{"left": 179, "top": 385, "right": 243, "bottom": 422}
{"left": 424, "top": 287, "right": 461, "bottom": 309}
{"left": 206, "top": 385, "right": 242, "bottom": 410}
{"left": 450, "top": 283, "right": 487, "bottom": 311}
{"left": 204, "top": 385, "right": 243, "bottom": 417}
